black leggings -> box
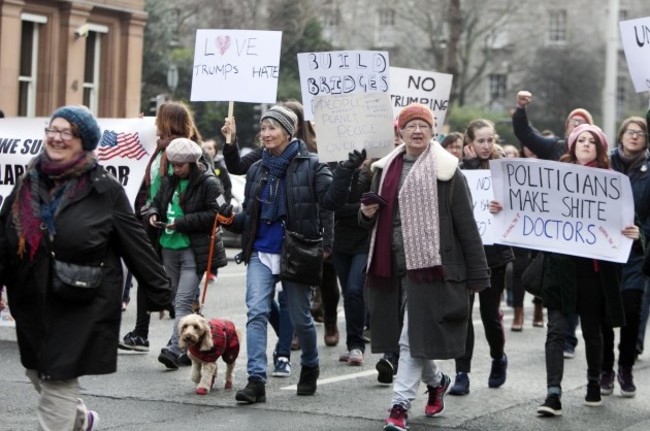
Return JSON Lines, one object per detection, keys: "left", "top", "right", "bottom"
{"left": 602, "top": 289, "right": 643, "bottom": 370}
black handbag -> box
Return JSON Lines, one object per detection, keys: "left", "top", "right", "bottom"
{"left": 280, "top": 229, "right": 324, "bottom": 286}
{"left": 521, "top": 252, "right": 544, "bottom": 297}
{"left": 51, "top": 257, "right": 104, "bottom": 302}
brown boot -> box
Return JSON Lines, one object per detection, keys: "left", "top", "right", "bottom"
{"left": 533, "top": 303, "right": 544, "bottom": 327}
{"left": 324, "top": 322, "right": 339, "bottom": 346}
{"left": 511, "top": 307, "right": 524, "bottom": 332}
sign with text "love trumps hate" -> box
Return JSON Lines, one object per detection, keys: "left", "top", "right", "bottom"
{"left": 191, "top": 29, "right": 282, "bottom": 103}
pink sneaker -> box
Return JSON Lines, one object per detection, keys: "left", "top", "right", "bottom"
{"left": 384, "top": 404, "right": 408, "bottom": 431}
{"left": 425, "top": 373, "right": 451, "bottom": 417}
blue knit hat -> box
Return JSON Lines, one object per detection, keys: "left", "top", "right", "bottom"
{"left": 50, "top": 106, "right": 101, "bottom": 151}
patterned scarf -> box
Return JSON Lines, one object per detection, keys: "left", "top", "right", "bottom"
{"left": 260, "top": 140, "right": 299, "bottom": 222}
{"left": 11, "top": 151, "right": 97, "bottom": 260}
{"left": 367, "top": 143, "right": 443, "bottom": 289}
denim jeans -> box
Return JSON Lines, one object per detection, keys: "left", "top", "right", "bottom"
{"left": 269, "top": 289, "right": 293, "bottom": 358}
{"left": 391, "top": 308, "right": 442, "bottom": 411}
{"left": 246, "top": 252, "right": 318, "bottom": 382}
{"left": 332, "top": 251, "right": 367, "bottom": 351}
{"left": 162, "top": 248, "right": 200, "bottom": 355}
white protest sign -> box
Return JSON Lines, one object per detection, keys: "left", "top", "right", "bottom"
{"left": 0, "top": 117, "right": 157, "bottom": 210}
{"left": 489, "top": 158, "right": 634, "bottom": 263}
{"left": 619, "top": 17, "right": 650, "bottom": 93}
{"left": 191, "top": 29, "right": 282, "bottom": 103}
{"left": 390, "top": 67, "right": 453, "bottom": 129}
{"left": 461, "top": 170, "right": 495, "bottom": 245}
{"left": 313, "top": 92, "right": 394, "bottom": 163}
{"left": 298, "top": 50, "right": 390, "bottom": 121}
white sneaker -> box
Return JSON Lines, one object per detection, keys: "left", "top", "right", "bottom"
{"left": 348, "top": 348, "right": 364, "bottom": 366}
{"left": 85, "top": 410, "right": 100, "bottom": 430}
{"left": 272, "top": 357, "right": 291, "bottom": 377}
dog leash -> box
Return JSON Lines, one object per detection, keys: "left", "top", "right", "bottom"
{"left": 199, "top": 209, "right": 234, "bottom": 315}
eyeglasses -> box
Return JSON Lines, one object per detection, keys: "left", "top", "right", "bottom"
{"left": 624, "top": 129, "right": 647, "bottom": 139}
{"left": 570, "top": 118, "right": 587, "bottom": 126}
{"left": 403, "top": 123, "right": 432, "bottom": 132}
{"left": 45, "top": 127, "right": 76, "bottom": 141}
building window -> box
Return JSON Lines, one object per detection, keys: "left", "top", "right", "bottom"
{"left": 489, "top": 74, "right": 507, "bottom": 99}
{"left": 378, "top": 8, "right": 395, "bottom": 26}
{"left": 82, "top": 24, "right": 108, "bottom": 114}
{"left": 548, "top": 10, "right": 567, "bottom": 43}
{"left": 18, "top": 14, "right": 47, "bottom": 116}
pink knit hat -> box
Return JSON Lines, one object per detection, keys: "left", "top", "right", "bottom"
{"left": 567, "top": 124, "right": 609, "bottom": 153}
{"left": 565, "top": 108, "right": 594, "bottom": 127}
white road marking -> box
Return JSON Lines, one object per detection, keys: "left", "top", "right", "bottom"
{"left": 280, "top": 369, "right": 378, "bottom": 390}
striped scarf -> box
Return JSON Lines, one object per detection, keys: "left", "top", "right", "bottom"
{"left": 367, "top": 143, "right": 443, "bottom": 289}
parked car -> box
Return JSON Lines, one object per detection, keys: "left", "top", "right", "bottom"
{"left": 221, "top": 174, "right": 245, "bottom": 248}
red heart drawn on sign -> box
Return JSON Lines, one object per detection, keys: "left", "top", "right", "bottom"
{"left": 215, "top": 36, "right": 231, "bottom": 55}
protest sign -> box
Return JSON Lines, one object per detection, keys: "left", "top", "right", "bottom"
{"left": 313, "top": 92, "right": 394, "bottom": 163}
{"left": 489, "top": 158, "right": 634, "bottom": 263}
{"left": 190, "top": 29, "right": 282, "bottom": 103}
{"left": 461, "top": 170, "right": 495, "bottom": 245}
{"left": 0, "top": 117, "right": 157, "bottom": 211}
{"left": 298, "top": 50, "right": 390, "bottom": 120}
{"left": 619, "top": 17, "right": 650, "bottom": 93}
{"left": 389, "top": 67, "right": 453, "bottom": 129}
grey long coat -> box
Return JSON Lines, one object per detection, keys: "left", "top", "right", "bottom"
{"left": 361, "top": 142, "right": 490, "bottom": 359}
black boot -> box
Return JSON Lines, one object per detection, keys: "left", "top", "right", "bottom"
{"left": 297, "top": 365, "right": 320, "bottom": 396}
{"left": 235, "top": 377, "right": 266, "bottom": 404}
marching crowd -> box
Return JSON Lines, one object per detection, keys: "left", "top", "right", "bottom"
{"left": 0, "top": 89, "right": 649, "bottom": 431}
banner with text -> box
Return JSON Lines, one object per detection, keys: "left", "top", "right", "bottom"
{"left": 0, "top": 117, "right": 157, "bottom": 211}
{"left": 489, "top": 158, "right": 634, "bottom": 263}
{"left": 461, "top": 170, "right": 495, "bottom": 245}
{"left": 619, "top": 17, "right": 650, "bottom": 93}
{"left": 313, "top": 92, "right": 395, "bottom": 163}
{"left": 191, "top": 29, "right": 283, "bottom": 102}
{"left": 298, "top": 50, "right": 390, "bottom": 121}
{"left": 389, "top": 67, "right": 453, "bottom": 129}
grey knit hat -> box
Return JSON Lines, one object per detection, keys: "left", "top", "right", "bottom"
{"left": 50, "top": 106, "right": 101, "bottom": 151}
{"left": 261, "top": 105, "right": 297, "bottom": 138}
{"left": 166, "top": 138, "right": 202, "bottom": 163}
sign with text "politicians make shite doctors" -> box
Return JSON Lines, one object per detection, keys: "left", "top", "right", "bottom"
{"left": 191, "top": 29, "right": 282, "bottom": 102}
{"left": 489, "top": 158, "right": 634, "bottom": 263}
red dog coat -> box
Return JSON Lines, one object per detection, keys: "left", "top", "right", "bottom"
{"left": 189, "top": 319, "right": 239, "bottom": 364}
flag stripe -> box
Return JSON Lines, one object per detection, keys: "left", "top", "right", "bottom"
{"left": 97, "top": 131, "right": 148, "bottom": 161}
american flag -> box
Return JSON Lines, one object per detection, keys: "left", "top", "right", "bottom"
{"left": 97, "top": 130, "right": 148, "bottom": 161}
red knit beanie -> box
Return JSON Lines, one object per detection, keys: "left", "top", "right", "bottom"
{"left": 397, "top": 103, "right": 434, "bottom": 130}
{"left": 565, "top": 108, "right": 594, "bottom": 127}
{"left": 567, "top": 123, "right": 609, "bottom": 153}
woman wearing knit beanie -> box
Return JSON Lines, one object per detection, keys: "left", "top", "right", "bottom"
{"left": 604, "top": 112, "right": 649, "bottom": 398}
{"left": 0, "top": 106, "right": 172, "bottom": 430}
{"left": 217, "top": 104, "right": 365, "bottom": 403}
{"left": 490, "top": 123, "right": 640, "bottom": 417}
{"left": 362, "top": 103, "right": 490, "bottom": 430}
{"left": 142, "top": 137, "right": 228, "bottom": 370}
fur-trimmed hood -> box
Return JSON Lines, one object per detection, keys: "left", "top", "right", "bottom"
{"left": 370, "top": 140, "right": 458, "bottom": 181}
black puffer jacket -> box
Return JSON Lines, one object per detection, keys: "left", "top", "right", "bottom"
{"left": 227, "top": 139, "right": 354, "bottom": 265}
{"left": 145, "top": 167, "right": 227, "bottom": 274}
{"left": 0, "top": 165, "right": 172, "bottom": 380}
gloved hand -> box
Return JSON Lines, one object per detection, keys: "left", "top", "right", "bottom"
{"left": 342, "top": 149, "right": 366, "bottom": 170}
{"left": 217, "top": 203, "right": 234, "bottom": 225}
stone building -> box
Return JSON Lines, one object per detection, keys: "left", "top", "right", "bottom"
{"left": 0, "top": 0, "right": 147, "bottom": 117}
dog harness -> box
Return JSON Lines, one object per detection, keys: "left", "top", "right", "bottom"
{"left": 189, "top": 319, "right": 239, "bottom": 364}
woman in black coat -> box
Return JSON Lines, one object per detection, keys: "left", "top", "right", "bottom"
{"left": 144, "top": 138, "right": 227, "bottom": 369}
{"left": 0, "top": 106, "right": 172, "bottom": 430}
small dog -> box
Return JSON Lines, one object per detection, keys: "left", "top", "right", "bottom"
{"left": 178, "top": 314, "right": 240, "bottom": 395}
